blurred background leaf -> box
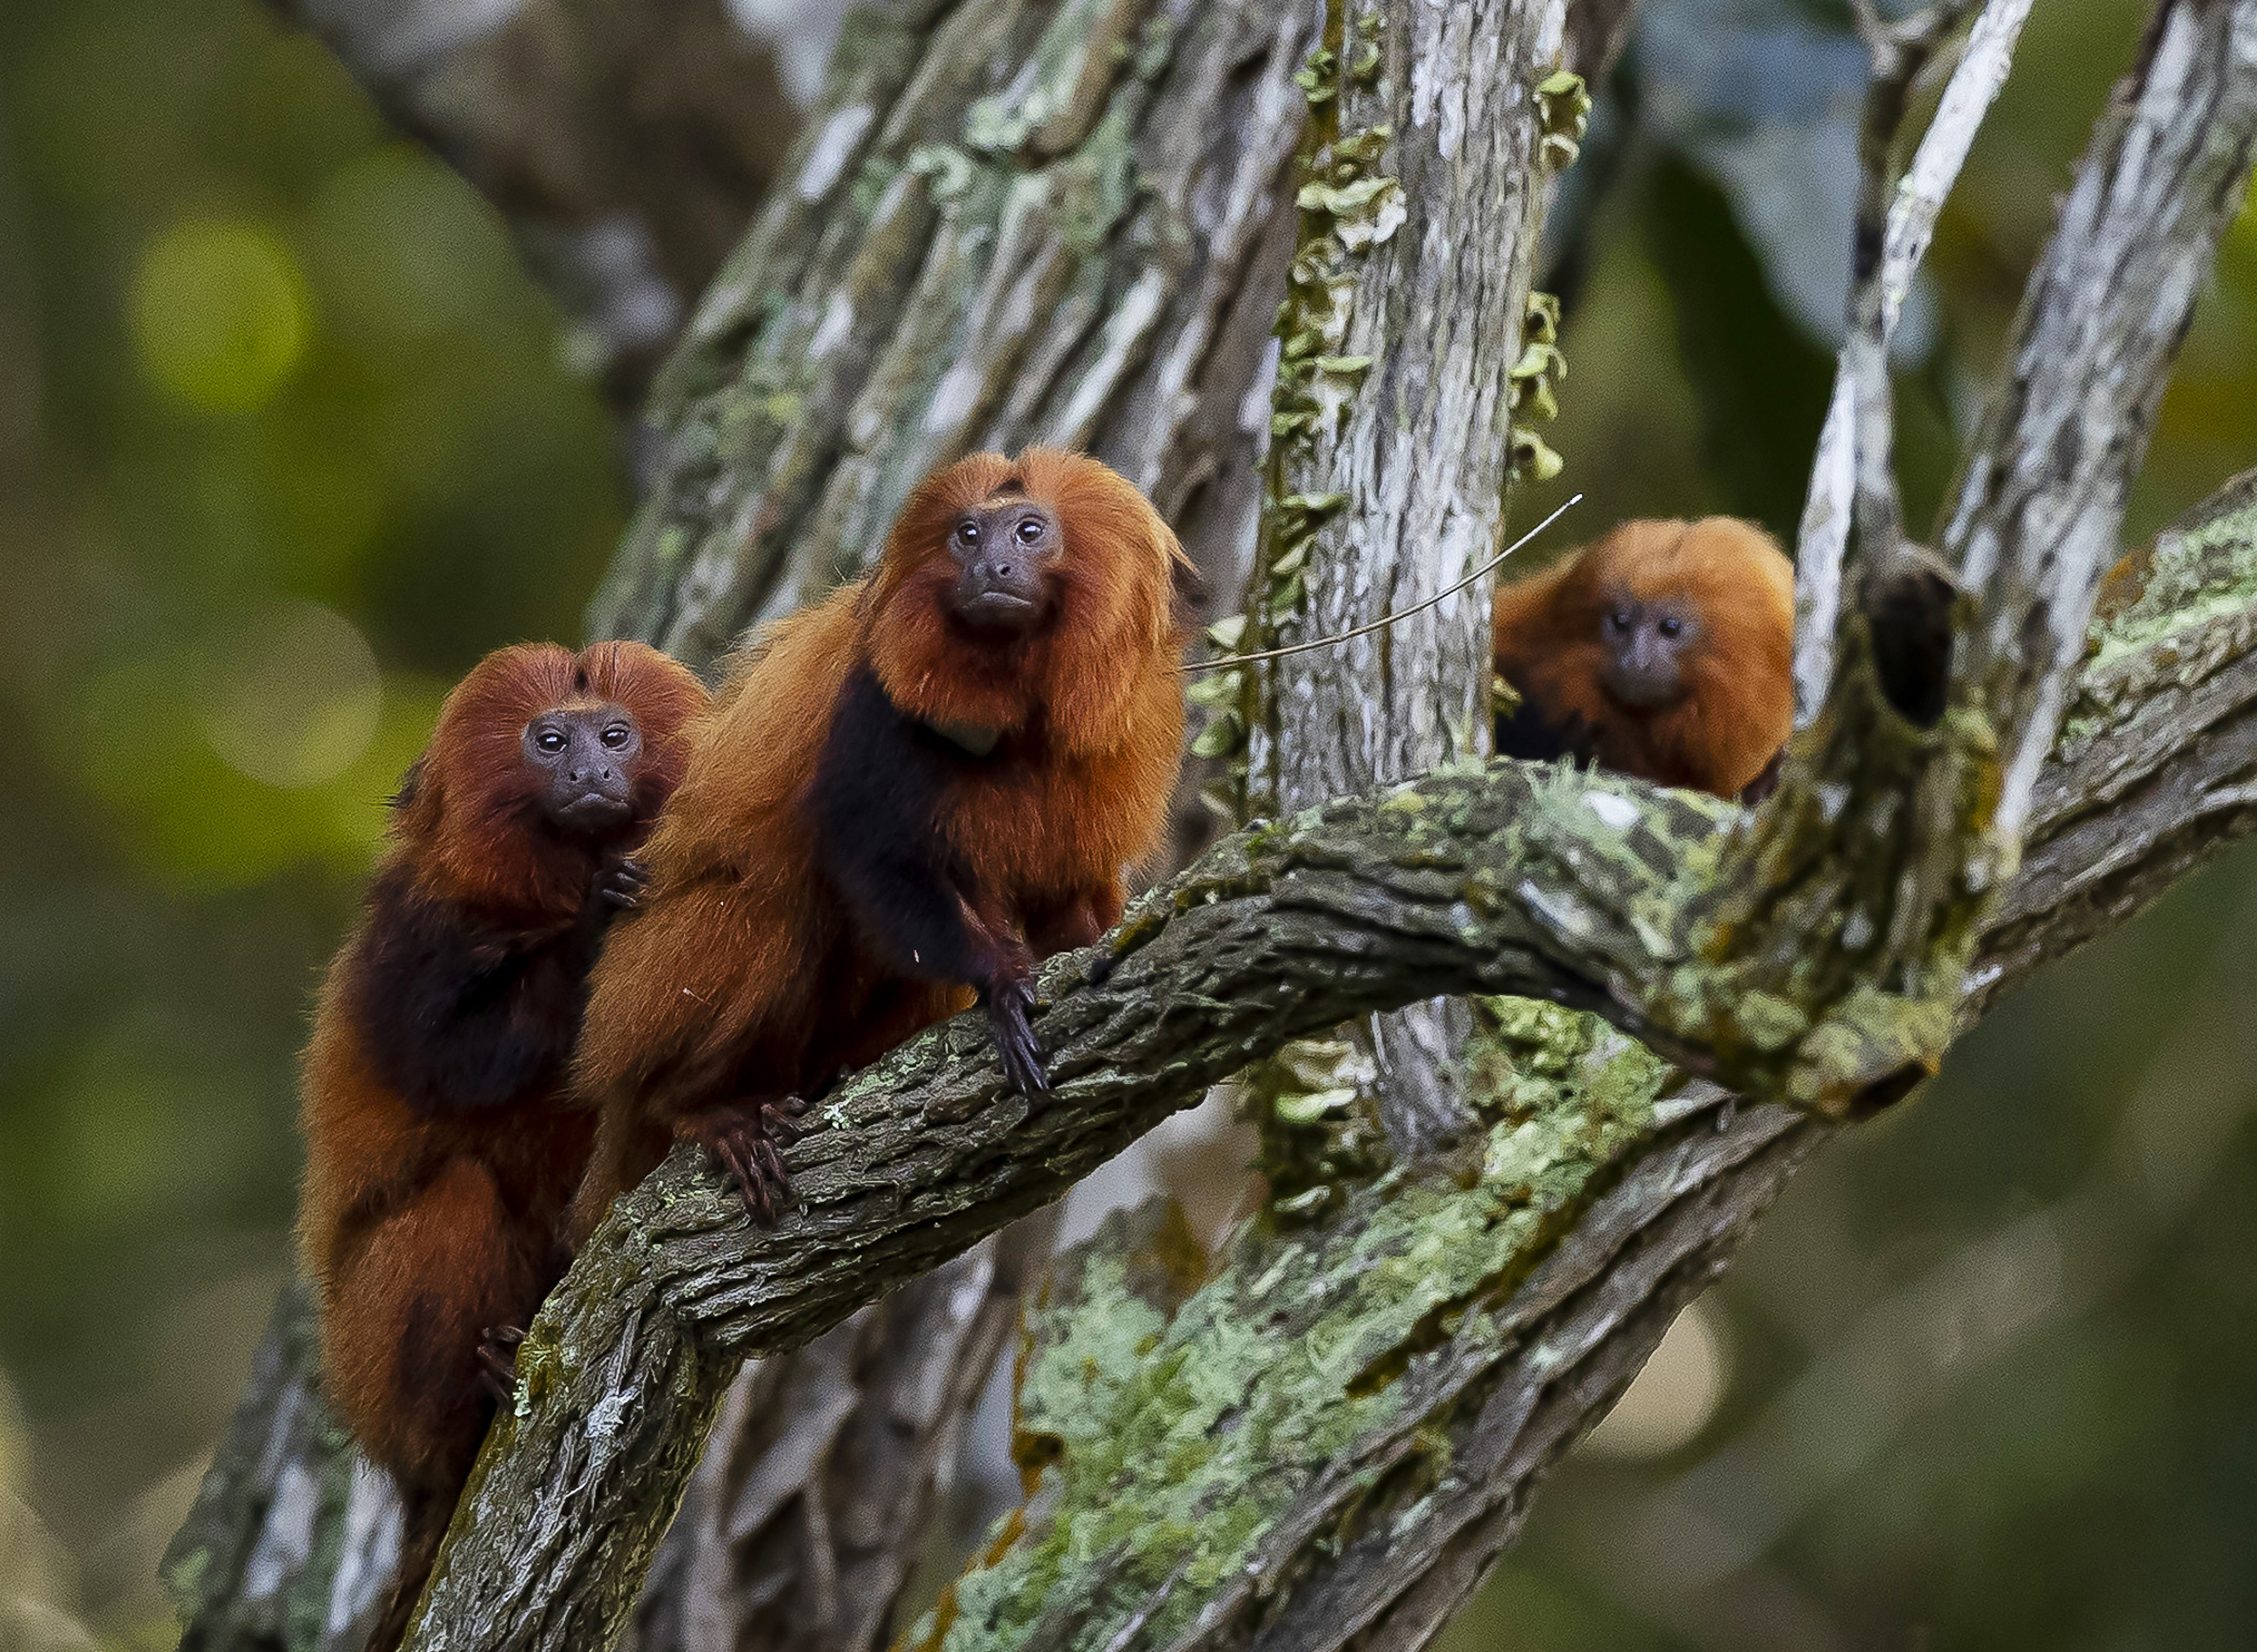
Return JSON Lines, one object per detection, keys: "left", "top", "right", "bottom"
{"left": 0, "top": 0, "right": 2253, "bottom": 1648}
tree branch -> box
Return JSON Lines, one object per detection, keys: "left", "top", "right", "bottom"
{"left": 278, "top": 0, "right": 797, "bottom": 400}
{"left": 1793, "top": 0, "right": 2034, "bottom": 719}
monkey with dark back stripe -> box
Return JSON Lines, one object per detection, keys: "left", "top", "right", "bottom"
{"left": 1492, "top": 516, "right": 1796, "bottom": 801}
{"left": 568, "top": 449, "right": 1193, "bottom": 1237}
{"left": 295, "top": 640, "right": 706, "bottom": 1652}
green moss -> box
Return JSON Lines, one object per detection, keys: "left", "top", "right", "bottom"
{"left": 935, "top": 1008, "right": 1684, "bottom": 1652}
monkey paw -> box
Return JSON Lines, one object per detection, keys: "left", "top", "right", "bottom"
{"left": 594, "top": 858, "right": 650, "bottom": 911}
{"left": 682, "top": 1097, "right": 806, "bottom": 1226}
{"left": 983, "top": 977, "right": 1051, "bottom": 1100}
{"left": 477, "top": 1324, "right": 525, "bottom": 1402}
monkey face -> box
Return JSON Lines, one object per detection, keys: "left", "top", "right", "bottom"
{"left": 521, "top": 704, "right": 642, "bottom": 833}
{"left": 946, "top": 494, "right": 1060, "bottom": 634}
{"left": 1598, "top": 593, "right": 1700, "bottom": 711}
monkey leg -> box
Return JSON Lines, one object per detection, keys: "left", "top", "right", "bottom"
{"left": 1023, "top": 890, "right": 1114, "bottom": 957}
{"left": 320, "top": 1157, "right": 542, "bottom": 1496}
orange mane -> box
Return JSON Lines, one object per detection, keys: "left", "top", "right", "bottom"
{"left": 861, "top": 447, "right": 1195, "bottom": 757}
{"left": 392, "top": 640, "right": 709, "bottom": 917}
{"left": 1494, "top": 518, "right": 1795, "bottom": 797}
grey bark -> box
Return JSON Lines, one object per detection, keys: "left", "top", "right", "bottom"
{"left": 624, "top": 1212, "right": 1056, "bottom": 1652}
{"left": 587, "top": 0, "right": 1321, "bottom": 665}
{"left": 1242, "top": 0, "right": 1569, "bottom": 1157}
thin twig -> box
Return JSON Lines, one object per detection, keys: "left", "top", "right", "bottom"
{"left": 1180, "top": 495, "right": 1583, "bottom": 673}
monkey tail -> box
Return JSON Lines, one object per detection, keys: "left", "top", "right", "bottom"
{"left": 364, "top": 1486, "right": 453, "bottom": 1652}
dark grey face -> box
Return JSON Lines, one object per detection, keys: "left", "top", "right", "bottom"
{"left": 521, "top": 704, "right": 640, "bottom": 833}
{"left": 1599, "top": 593, "right": 1700, "bottom": 711}
{"left": 948, "top": 496, "right": 1059, "bottom": 633}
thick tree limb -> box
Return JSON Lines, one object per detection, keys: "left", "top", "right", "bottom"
{"left": 279, "top": 0, "right": 797, "bottom": 398}
{"left": 1237, "top": 0, "right": 1566, "bottom": 1157}
{"left": 405, "top": 476, "right": 2257, "bottom": 1651}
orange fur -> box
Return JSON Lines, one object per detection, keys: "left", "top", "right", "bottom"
{"left": 1491, "top": 517, "right": 1795, "bottom": 799}
{"left": 295, "top": 640, "right": 706, "bottom": 1651}
{"left": 570, "top": 449, "right": 1191, "bottom": 1234}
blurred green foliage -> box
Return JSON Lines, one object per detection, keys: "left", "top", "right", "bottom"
{"left": 1, "top": 0, "right": 2254, "bottom": 1648}
{"left": 0, "top": 0, "right": 626, "bottom": 1640}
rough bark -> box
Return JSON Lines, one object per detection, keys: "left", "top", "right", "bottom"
{"left": 586, "top": 0, "right": 1320, "bottom": 665}
{"left": 277, "top": 0, "right": 798, "bottom": 399}
{"left": 623, "top": 1212, "right": 1056, "bottom": 1652}
{"left": 1237, "top": 0, "right": 1567, "bottom": 1157}
{"left": 161, "top": 1, "right": 2257, "bottom": 1650}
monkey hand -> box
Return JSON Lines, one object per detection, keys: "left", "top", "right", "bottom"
{"left": 982, "top": 975, "right": 1050, "bottom": 1099}
{"left": 593, "top": 858, "right": 650, "bottom": 912}
{"left": 477, "top": 1324, "right": 525, "bottom": 1402}
{"left": 679, "top": 1097, "right": 807, "bottom": 1226}
{"left": 1740, "top": 749, "right": 1787, "bottom": 805}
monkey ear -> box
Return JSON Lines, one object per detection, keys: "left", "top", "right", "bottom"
{"left": 390, "top": 755, "right": 428, "bottom": 813}
{"left": 1170, "top": 551, "right": 1211, "bottom": 626}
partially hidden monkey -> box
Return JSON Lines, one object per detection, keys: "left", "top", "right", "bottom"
{"left": 569, "top": 448, "right": 1192, "bottom": 1236}
{"left": 295, "top": 640, "right": 706, "bottom": 1652}
{"left": 1492, "top": 516, "right": 1796, "bottom": 801}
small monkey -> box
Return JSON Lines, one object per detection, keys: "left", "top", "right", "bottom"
{"left": 570, "top": 449, "right": 1193, "bottom": 1235}
{"left": 295, "top": 640, "right": 706, "bottom": 1652}
{"left": 1492, "top": 516, "right": 1795, "bottom": 800}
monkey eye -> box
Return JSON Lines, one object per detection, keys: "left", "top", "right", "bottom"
{"left": 1657, "top": 616, "right": 1684, "bottom": 639}
{"left": 1608, "top": 609, "right": 1633, "bottom": 632}
{"left": 956, "top": 519, "right": 982, "bottom": 546}
{"left": 1015, "top": 515, "right": 1045, "bottom": 544}
{"left": 534, "top": 726, "right": 567, "bottom": 753}
{"left": 601, "top": 724, "right": 632, "bottom": 748}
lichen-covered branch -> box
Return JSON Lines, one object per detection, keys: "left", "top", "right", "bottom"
{"left": 280, "top": 0, "right": 797, "bottom": 398}
{"left": 404, "top": 472, "right": 2257, "bottom": 1650}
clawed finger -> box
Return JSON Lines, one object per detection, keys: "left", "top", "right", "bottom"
{"left": 987, "top": 995, "right": 1051, "bottom": 1099}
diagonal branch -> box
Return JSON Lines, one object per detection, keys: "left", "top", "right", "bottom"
{"left": 1946, "top": 0, "right": 2257, "bottom": 848}
{"left": 405, "top": 497, "right": 2257, "bottom": 1650}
